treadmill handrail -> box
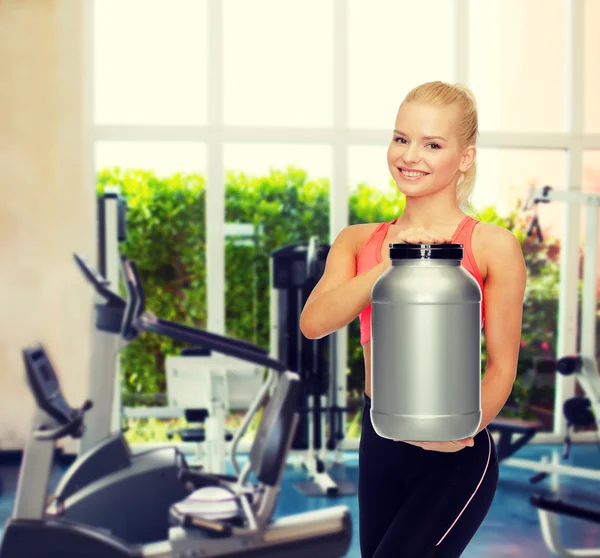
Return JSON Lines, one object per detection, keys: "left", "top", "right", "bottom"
{"left": 120, "top": 256, "right": 145, "bottom": 341}
{"left": 120, "top": 255, "right": 141, "bottom": 340}
{"left": 122, "top": 257, "right": 270, "bottom": 359}
{"left": 139, "top": 313, "right": 286, "bottom": 373}
{"left": 76, "top": 253, "right": 272, "bottom": 361}
{"left": 73, "top": 254, "right": 126, "bottom": 308}
{"left": 128, "top": 260, "right": 147, "bottom": 318}
{"left": 530, "top": 494, "right": 600, "bottom": 524}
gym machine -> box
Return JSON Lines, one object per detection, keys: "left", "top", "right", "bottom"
{"left": 270, "top": 237, "right": 356, "bottom": 497}
{"left": 94, "top": 188, "right": 260, "bottom": 473}
{"left": 0, "top": 258, "right": 352, "bottom": 558}
{"left": 83, "top": 187, "right": 127, "bottom": 450}
{"left": 44, "top": 253, "right": 192, "bottom": 544}
{"left": 524, "top": 186, "right": 600, "bottom": 556}
{"left": 50, "top": 251, "right": 273, "bottom": 543}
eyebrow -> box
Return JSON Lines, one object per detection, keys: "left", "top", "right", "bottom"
{"left": 393, "top": 130, "right": 448, "bottom": 142}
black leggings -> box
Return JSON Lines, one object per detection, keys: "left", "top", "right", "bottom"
{"left": 358, "top": 395, "right": 499, "bottom": 558}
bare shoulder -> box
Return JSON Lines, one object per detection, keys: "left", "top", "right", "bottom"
{"left": 475, "top": 222, "right": 522, "bottom": 250}
{"left": 303, "top": 222, "right": 383, "bottom": 306}
{"left": 473, "top": 222, "right": 525, "bottom": 278}
{"left": 334, "top": 222, "right": 383, "bottom": 255}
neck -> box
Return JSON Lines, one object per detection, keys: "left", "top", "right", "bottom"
{"left": 396, "top": 196, "right": 465, "bottom": 229}
{"left": 394, "top": 171, "right": 468, "bottom": 227}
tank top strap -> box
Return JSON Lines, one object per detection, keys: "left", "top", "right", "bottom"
{"left": 451, "top": 215, "right": 474, "bottom": 242}
{"left": 375, "top": 220, "right": 395, "bottom": 235}
{"left": 453, "top": 215, "right": 480, "bottom": 262}
{"left": 461, "top": 215, "right": 480, "bottom": 234}
{"left": 454, "top": 215, "right": 486, "bottom": 325}
{"left": 356, "top": 220, "right": 395, "bottom": 262}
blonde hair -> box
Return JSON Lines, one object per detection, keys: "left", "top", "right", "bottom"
{"left": 403, "top": 81, "right": 479, "bottom": 213}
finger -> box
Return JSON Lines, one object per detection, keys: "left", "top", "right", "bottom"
{"left": 425, "top": 238, "right": 446, "bottom": 245}
{"left": 395, "top": 229, "right": 423, "bottom": 242}
{"left": 425, "top": 232, "right": 450, "bottom": 244}
{"left": 421, "top": 232, "right": 446, "bottom": 244}
{"left": 416, "top": 233, "right": 439, "bottom": 244}
{"left": 423, "top": 238, "right": 445, "bottom": 245}
{"left": 395, "top": 234, "right": 450, "bottom": 245}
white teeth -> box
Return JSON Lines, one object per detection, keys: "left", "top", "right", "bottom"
{"left": 401, "top": 169, "right": 427, "bottom": 177}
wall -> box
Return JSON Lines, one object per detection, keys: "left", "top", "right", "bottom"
{"left": 0, "top": 0, "right": 94, "bottom": 449}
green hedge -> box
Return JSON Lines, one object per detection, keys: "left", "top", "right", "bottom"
{"left": 97, "top": 167, "right": 587, "bottom": 418}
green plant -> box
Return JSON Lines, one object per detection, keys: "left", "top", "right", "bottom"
{"left": 97, "top": 167, "right": 590, "bottom": 422}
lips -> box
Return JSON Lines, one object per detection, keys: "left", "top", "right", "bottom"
{"left": 398, "top": 167, "right": 429, "bottom": 178}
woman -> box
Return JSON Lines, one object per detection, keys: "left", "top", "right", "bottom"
{"left": 300, "top": 81, "right": 527, "bottom": 557}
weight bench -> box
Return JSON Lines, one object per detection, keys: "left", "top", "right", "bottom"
{"left": 167, "top": 409, "right": 235, "bottom": 444}
{"left": 488, "top": 417, "right": 543, "bottom": 461}
{"left": 530, "top": 494, "right": 600, "bottom": 557}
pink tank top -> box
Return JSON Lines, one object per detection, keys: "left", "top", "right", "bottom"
{"left": 356, "top": 216, "right": 486, "bottom": 345}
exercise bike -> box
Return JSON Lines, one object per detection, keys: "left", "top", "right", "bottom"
{"left": 32, "top": 253, "right": 351, "bottom": 550}
{"left": 0, "top": 260, "right": 352, "bottom": 557}
{"left": 50, "top": 251, "right": 294, "bottom": 544}
{"left": 0, "top": 342, "right": 351, "bottom": 557}
{"left": 43, "top": 254, "right": 190, "bottom": 544}
{"left": 530, "top": 355, "right": 600, "bottom": 557}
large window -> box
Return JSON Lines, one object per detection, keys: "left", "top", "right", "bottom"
{"left": 95, "top": 142, "right": 207, "bottom": 176}
{"left": 223, "top": 0, "right": 334, "bottom": 127}
{"left": 583, "top": 151, "right": 600, "bottom": 192}
{"left": 93, "top": 0, "right": 208, "bottom": 125}
{"left": 468, "top": 0, "right": 567, "bottom": 133}
{"left": 222, "top": 143, "right": 332, "bottom": 346}
{"left": 347, "top": 0, "right": 455, "bottom": 129}
{"left": 91, "top": 0, "right": 600, "bottom": 439}
{"left": 348, "top": 145, "right": 393, "bottom": 194}
{"left": 584, "top": 0, "right": 600, "bottom": 133}
{"left": 473, "top": 149, "right": 566, "bottom": 217}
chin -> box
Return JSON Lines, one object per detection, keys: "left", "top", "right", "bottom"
{"left": 394, "top": 180, "right": 430, "bottom": 196}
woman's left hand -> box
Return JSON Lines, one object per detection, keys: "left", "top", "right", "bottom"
{"left": 402, "top": 437, "right": 475, "bottom": 453}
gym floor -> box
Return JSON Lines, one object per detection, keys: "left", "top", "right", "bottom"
{"left": 1, "top": 442, "right": 600, "bottom": 557}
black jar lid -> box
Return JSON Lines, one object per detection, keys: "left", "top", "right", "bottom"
{"left": 389, "top": 243, "right": 464, "bottom": 260}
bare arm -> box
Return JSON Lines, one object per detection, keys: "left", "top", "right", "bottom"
{"left": 300, "top": 225, "right": 390, "bottom": 339}
{"left": 476, "top": 226, "right": 527, "bottom": 434}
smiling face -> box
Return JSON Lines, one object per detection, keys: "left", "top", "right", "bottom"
{"left": 387, "top": 101, "right": 474, "bottom": 199}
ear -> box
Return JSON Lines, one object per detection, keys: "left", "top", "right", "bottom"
{"left": 459, "top": 145, "right": 476, "bottom": 174}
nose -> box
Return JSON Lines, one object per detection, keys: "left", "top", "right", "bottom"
{"left": 403, "top": 142, "right": 420, "bottom": 165}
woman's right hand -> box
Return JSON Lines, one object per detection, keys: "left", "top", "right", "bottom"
{"left": 402, "top": 437, "right": 475, "bottom": 452}
{"left": 394, "top": 228, "right": 451, "bottom": 245}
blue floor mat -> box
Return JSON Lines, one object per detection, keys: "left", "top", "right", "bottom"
{"left": 2, "top": 444, "right": 600, "bottom": 557}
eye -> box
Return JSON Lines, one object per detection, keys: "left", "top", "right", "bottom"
{"left": 427, "top": 143, "right": 441, "bottom": 150}
{"left": 394, "top": 136, "right": 408, "bottom": 144}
